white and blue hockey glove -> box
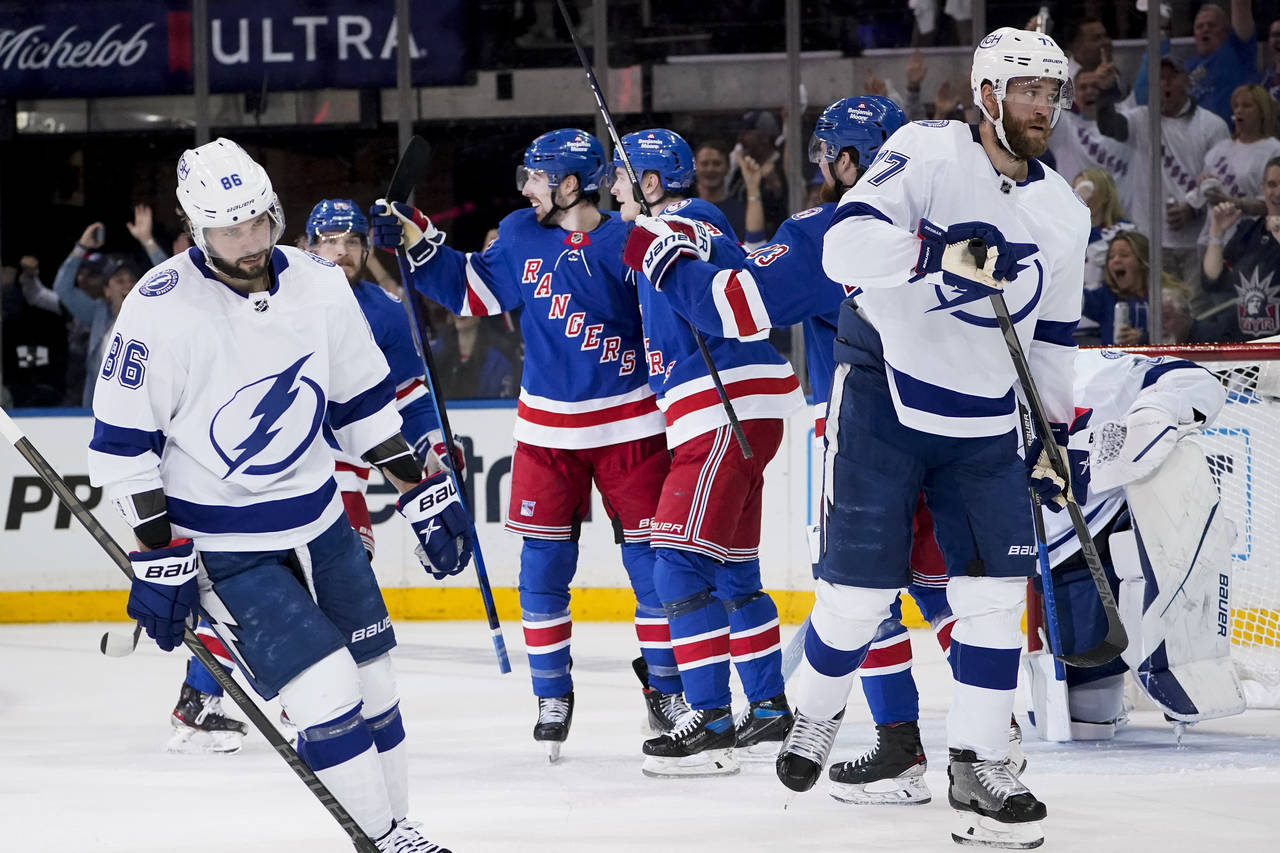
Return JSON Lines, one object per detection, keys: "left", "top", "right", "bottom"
{"left": 369, "top": 199, "right": 445, "bottom": 271}
{"left": 127, "top": 538, "right": 200, "bottom": 652}
{"left": 1025, "top": 422, "right": 1073, "bottom": 513}
{"left": 396, "top": 471, "right": 474, "bottom": 579}
{"left": 622, "top": 214, "right": 714, "bottom": 289}
{"left": 910, "top": 219, "right": 1011, "bottom": 296}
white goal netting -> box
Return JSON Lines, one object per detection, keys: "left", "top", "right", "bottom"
{"left": 1135, "top": 343, "right": 1280, "bottom": 708}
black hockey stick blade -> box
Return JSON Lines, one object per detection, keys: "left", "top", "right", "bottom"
{"left": 386, "top": 136, "right": 431, "bottom": 205}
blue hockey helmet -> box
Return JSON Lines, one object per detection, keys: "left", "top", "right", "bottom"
{"left": 608, "top": 128, "right": 695, "bottom": 192}
{"left": 518, "top": 129, "right": 607, "bottom": 194}
{"left": 809, "top": 96, "right": 907, "bottom": 170}
{"left": 305, "top": 198, "right": 368, "bottom": 244}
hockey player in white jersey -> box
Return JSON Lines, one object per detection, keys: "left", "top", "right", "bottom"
{"left": 776, "top": 29, "right": 1089, "bottom": 848}
{"left": 1025, "top": 349, "right": 1242, "bottom": 741}
{"left": 88, "top": 139, "right": 466, "bottom": 853}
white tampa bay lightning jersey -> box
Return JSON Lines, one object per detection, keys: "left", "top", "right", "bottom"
{"left": 88, "top": 246, "right": 403, "bottom": 551}
{"left": 1042, "top": 349, "right": 1227, "bottom": 566}
{"left": 823, "top": 120, "right": 1090, "bottom": 438}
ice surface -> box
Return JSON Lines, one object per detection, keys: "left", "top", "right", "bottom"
{"left": 2, "top": 622, "right": 1277, "bottom": 852}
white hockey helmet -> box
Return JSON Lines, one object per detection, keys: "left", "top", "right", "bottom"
{"left": 971, "top": 28, "right": 1073, "bottom": 154}
{"left": 176, "top": 137, "right": 284, "bottom": 260}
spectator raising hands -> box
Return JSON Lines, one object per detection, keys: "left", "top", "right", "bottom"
{"left": 125, "top": 203, "right": 168, "bottom": 267}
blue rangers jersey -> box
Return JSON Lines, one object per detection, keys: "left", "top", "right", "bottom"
{"left": 824, "top": 121, "right": 1090, "bottom": 438}
{"left": 404, "top": 208, "right": 663, "bottom": 449}
{"left": 655, "top": 202, "right": 847, "bottom": 433}
{"left": 636, "top": 198, "right": 804, "bottom": 448}
{"left": 88, "top": 246, "right": 403, "bottom": 551}
{"left": 329, "top": 279, "right": 439, "bottom": 494}
{"left": 1043, "top": 349, "right": 1226, "bottom": 567}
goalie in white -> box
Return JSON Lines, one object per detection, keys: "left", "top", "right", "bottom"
{"left": 1024, "top": 348, "right": 1243, "bottom": 743}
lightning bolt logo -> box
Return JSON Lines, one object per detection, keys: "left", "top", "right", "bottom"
{"left": 211, "top": 353, "right": 325, "bottom": 479}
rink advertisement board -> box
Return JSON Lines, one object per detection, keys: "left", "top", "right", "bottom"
{"left": 0, "top": 0, "right": 467, "bottom": 99}
{"left": 0, "top": 406, "right": 822, "bottom": 622}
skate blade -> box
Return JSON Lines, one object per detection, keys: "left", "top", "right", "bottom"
{"left": 641, "top": 748, "right": 739, "bottom": 778}
{"left": 951, "top": 812, "right": 1044, "bottom": 849}
{"left": 166, "top": 727, "right": 243, "bottom": 755}
{"left": 734, "top": 740, "right": 783, "bottom": 763}
{"left": 545, "top": 740, "right": 564, "bottom": 764}
{"left": 830, "top": 776, "right": 932, "bottom": 805}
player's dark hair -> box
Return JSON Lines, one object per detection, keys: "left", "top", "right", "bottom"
{"left": 1066, "top": 15, "right": 1105, "bottom": 48}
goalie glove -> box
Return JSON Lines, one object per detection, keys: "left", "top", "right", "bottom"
{"left": 396, "top": 472, "right": 474, "bottom": 579}
{"left": 910, "top": 219, "right": 1012, "bottom": 296}
{"left": 127, "top": 539, "right": 200, "bottom": 652}
{"left": 369, "top": 199, "right": 445, "bottom": 271}
{"left": 622, "top": 214, "right": 714, "bottom": 289}
{"left": 1088, "top": 406, "right": 1180, "bottom": 494}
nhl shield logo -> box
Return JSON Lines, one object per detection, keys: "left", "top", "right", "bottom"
{"left": 1235, "top": 268, "right": 1280, "bottom": 336}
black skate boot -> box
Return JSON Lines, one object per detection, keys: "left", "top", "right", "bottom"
{"left": 632, "top": 657, "right": 691, "bottom": 734}
{"left": 169, "top": 683, "right": 248, "bottom": 754}
{"left": 533, "top": 692, "right": 574, "bottom": 763}
{"left": 948, "top": 748, "right": 1046, "bottom": 849}
{"left": 376, "top": 819, "right": 453, "bottom": 853}
{"left": 641, "top": 706, "right": 738, "bottom": 778}
{"left": 828, "top": 720, "right": 930, "bottom": 805}
{"left": 734, "top": 693, "right": 794, "bottom": 761}
{"left": 775, "top": 708, "right": 844, "bottom": 793}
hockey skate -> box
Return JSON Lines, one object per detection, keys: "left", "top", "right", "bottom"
{"left": 375, "top": 819, "right": 452, "bottom": 853}
{"left": 774, "top": 708, "right": 844, "bottom": 793}
{"left": 533, "top": 692, "right": 574, "bottom": 763}
{"left": 167, "top": 684, "right": 248, "bottom": 755}
{"left": 948, "top": 749, "right": 1046, "bottom": 849}
{"left": 641, "top": 706, "right": 739, "bottom": 778}
{"left": 733, "top": 693, "right": 794, "bottom": 761}
{"left": 633, "top": 657, "right": 691, "bottom": 735}
{"left": 829, "top": 720, "right": 930, "bottom": 805}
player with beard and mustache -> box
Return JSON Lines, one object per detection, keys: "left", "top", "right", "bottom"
{"left": 785, "top": 28, "right": 1084, "bottom": 850}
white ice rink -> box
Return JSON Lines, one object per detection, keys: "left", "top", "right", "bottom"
{"left": 2, "top": 620, "right": 1278, "bottom": 852}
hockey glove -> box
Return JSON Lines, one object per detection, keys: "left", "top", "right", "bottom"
{"left": 910, "top": 219, "right": 1011, "bottom": 296}
{"left": 1088, "top": 405, "right": 1179, "bottom": 494}
{"left": 622, "top": 214, "right": 714, "bottom": 289}
{"left": 127, "top": 538, "right": 200, "bottom": 652}
{"left": 416, "top": 428, "right": 467, "bottom": 477}
{"left": 1025, "top": 422, "right": 1072, "bottom": 513}
{"left": 369, "top": 199, "right": 445, "bottom": 271}
{"left": 396, "top": 471, "right": 474, "bottom": 579}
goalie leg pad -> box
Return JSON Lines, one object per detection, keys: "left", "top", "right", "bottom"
{"left": 1119, "top": 439, "right": 1245, "bottom": 721}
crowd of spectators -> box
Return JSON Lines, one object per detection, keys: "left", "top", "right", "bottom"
{"left": 8, "top": 3, "right": 1280, "bottom": 409}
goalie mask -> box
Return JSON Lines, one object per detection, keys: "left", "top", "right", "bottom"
{"left": 176, "top": 137, "right": 285, "bottom": 280}
{"left": 971, "top": 28, "right": 1073, "bottom": 157}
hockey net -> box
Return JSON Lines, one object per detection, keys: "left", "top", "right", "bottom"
{"left": 1111, "top": 342, "right": 1280, "bottom": 708}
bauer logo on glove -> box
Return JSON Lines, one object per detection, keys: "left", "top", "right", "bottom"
{"left": 396, "top": 471, "right": 474, "bottom": 579}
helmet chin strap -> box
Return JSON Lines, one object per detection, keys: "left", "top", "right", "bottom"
{"left": 978, "top": 88, "right": 1020, "bottom": 160}
{"left": 536, "top": 185, "right": 586, "bottom": 228}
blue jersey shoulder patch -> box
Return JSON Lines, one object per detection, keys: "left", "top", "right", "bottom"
{"left": 790, "top": 206, "right": 824, "bottom": 221}
{"left": 138, "top": 268, "right": 178, "bottom": 297}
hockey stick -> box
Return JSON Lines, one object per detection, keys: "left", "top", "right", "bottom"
{"left": 969, "top": 239, "right": 1126, "bottom": 667}
{"left": 553, "top": 0, "right": 753, "bottom": 460}
{"left": 383, "top": 135, "right": 511, "bottom": 675}
{"left": 100, "top": 621, "right": 141, "bottom": 656}
{"left": 0, "top": 410, "right": 379, "bottom": 852}
{"left": 1018, "top": 402, "right": 1068, "bottom": 667}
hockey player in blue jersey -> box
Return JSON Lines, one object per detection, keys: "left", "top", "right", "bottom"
{"left": 166, "top": 198, "right": 452, "bottom": 756}
{"left": 610, "top": 129, "right": 806, "bottom": 777}
{"left": 368, "top": 129, "right": 684, "bottom": 762}
{"left": 777, "top": 29, "right": 1085, "bottom": 848}
{"left": 622, "top": 99, "right": 971, "bottom": 794}
{"left": 89, "top": 139, "right": 467, "bottom": 853}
